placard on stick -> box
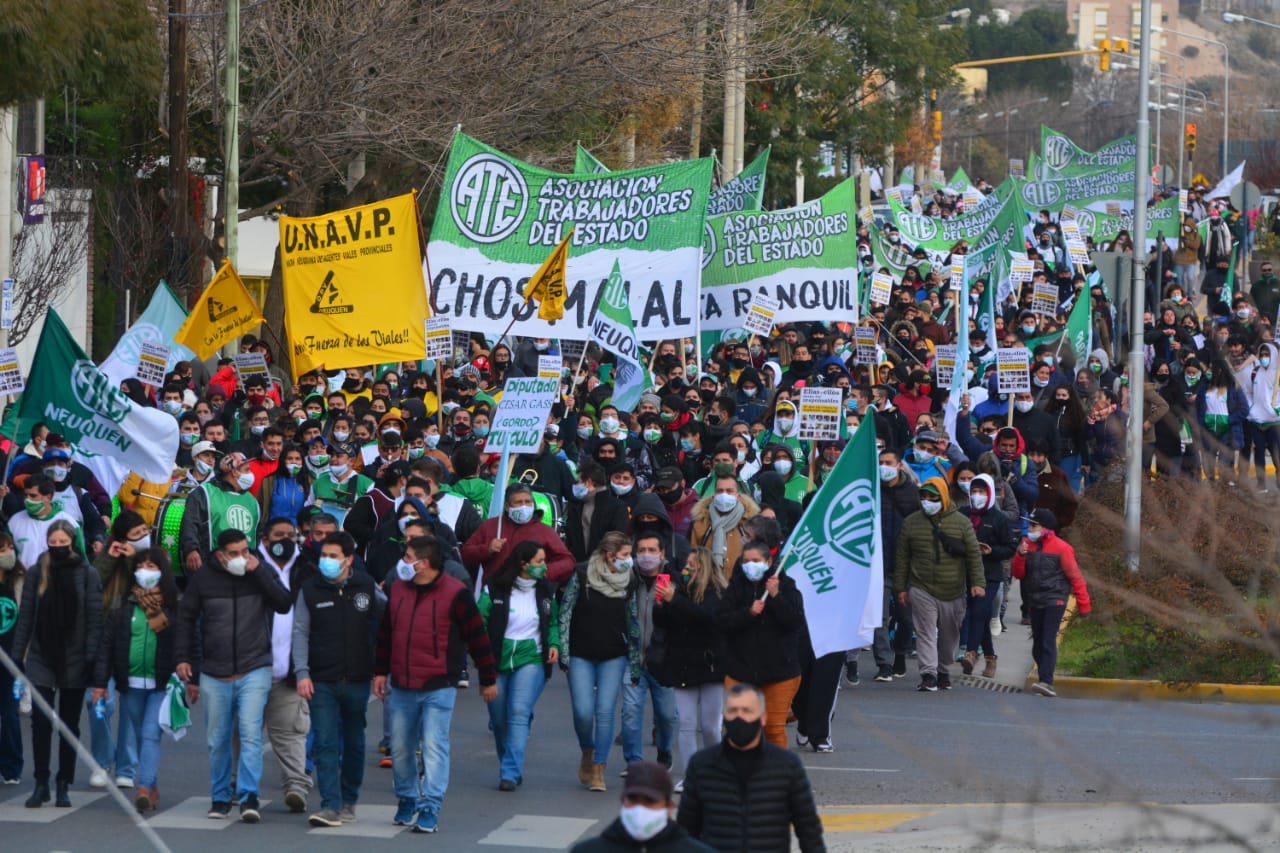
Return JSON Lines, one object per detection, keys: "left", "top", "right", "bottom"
{"left": 0, "top": 347, "right": 24, "bottom": 395}
{"left": 233, "top": 352, "right": 270, "bottom": 391}
{"left": 488, "top": 377, "right": 560, "bottom": 455}
{"left": 934, "top": 344, "right": 957, "bottom": 387}
{"left": 869, "top": 272, "right": 893, "bottom": 306}
{"left": 743, "top": 294, "right": 780, "bottom": 337}
{"left": 1010, "top": 257, "right": 1035, "bottom": 283}
{"left": 996, "top": 347, "right": 1030, "bottom": 394}
{"left": 853, "top": 327, "right": 878, "bottom": 365}
{"left": 423, "top": 317, "right": 453, "bottom": 360}
{"left": 1030, "top": 282, "right": 1059, "bottom": 316}
{"left": 537, "top": 354, "right": 562, "bottom": 379}
{"left": 797, "top": 387, "right": 843, "bottom": 441}
{"left": 136, "top": 342, "right": 170, "bottom": 386}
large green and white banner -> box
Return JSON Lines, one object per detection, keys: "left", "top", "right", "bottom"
{"left": 428, "top": 132, "right": 714, "bottom": 339}
{"left": 1012, "top": 166, "right": 1135, "bottom": 215}
{"left": 1037, "top": 127, "right": 1137, "bottom": 176}
{"left": 889, "top": 181, "right": 1025, "bottom": 255}
{"left": 706, "top": 147, "right": 770, "bottom": 215}
{"left": 700, "top": 178, "right": 857, "bottom": 332}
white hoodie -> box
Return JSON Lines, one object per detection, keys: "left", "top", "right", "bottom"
{"left": 1247, "top": 343, "right": 1280, "bottom": 426}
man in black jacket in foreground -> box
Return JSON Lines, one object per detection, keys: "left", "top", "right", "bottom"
{"left": 676, "top": 683, "right": 826, "bottom": 852}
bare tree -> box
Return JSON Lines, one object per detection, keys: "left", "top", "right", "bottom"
{"left": 9, "top": 189, "right": 92, "bottom": 346}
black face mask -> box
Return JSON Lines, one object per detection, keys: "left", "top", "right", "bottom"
{"left": 699, "top": 388, "right": 716, "bottom": 404}
{"left": 48, "top": 545, "right": 74, "bottom": 564}
{"left": 723, "top": 716, "right": 763, "bottom": 748}
{"left": 790, "top": 359, "right": 813, "bottom": 375}
{"left": 659, "top": 488, "right": 682, "bottom": 504}
{"left": 269, "top": 539, "right": 296, "bottom": 561}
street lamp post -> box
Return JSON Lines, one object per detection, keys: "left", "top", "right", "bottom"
{"left": 1223, "top": 12, "right": 1280, "bottom": 32}
{"left": 1152, "top": 25, "right": 1229, "bottom": 178}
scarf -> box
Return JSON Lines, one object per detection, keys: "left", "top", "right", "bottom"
{"left": 133, "top": 585, "right": 169, "bottom": 633}
{"left": 707, "top": 500, "right": 746, "bottom": 570}
{"left": 585, "top": 554, "right": 631, "bottom": 598}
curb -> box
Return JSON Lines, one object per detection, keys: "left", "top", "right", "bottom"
{"left": 1027, "top": 597, "right": 1280, "bottom": 704}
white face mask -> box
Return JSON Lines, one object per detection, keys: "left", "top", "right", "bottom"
{"left": 572, "top": 482, "right": 590, "bottom": 500}
{"left": 611, "top": 481, "right": 634, "bottom": 496}
{"left": 1014, "top": 400, "right": 1034, "bottom": 413}
{"left": 195, "top": 459, "right": 214, "bottom": 476}
{"left": 958, "top": 479, "right": 972, "bottom": 494}
{"left": 775, "top": 417, "right": 794, "bottom": 432}
{"left": 507, "top": 505, "right": 535, "bottom": 525}
{"left": 329, "top": 463, "right": 349, "bottom": 477}
{"left": 130, "top": 534, "right": 152, "bottom": 551}
{"left": 921, "top": 499, "right": 943, "bottom": 516}
{"left": 600, "top": 416, "right": 620, "bottom": 433}
{"left": 224, "top": 555, "right": 247, "bottom": 576}
{"left": 1026, "top": 528, "right": 1043, "bottom": 542}
{"left": 712, "top": 492, "right": 738, "bottom": 513}
{"left": 619, "top": 804, "right": 668, "bottom": 842}
{"left": 134, "top": 568, "right": 162, "bottom": 589}
{"left": 971, "top": 493, "right": 989, "bottom": 510}
{"left": 742, "top": 560, "right": 769, "bottom": 581}
{"left": 396, "top": 559, "right": 417, "bottom": 581}
{"left": 398, "top": 515, "right": 418, "bottom": 533}
{"left": 878, "top": 464, "right": 899, "bottom": 482}
{"left": 774, "top": 459, "right": 793, "bottom": 476}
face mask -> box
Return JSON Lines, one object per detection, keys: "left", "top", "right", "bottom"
{"left": 1237, "top": 309, "right": 1252, "bottom": 320}
{"left": 635, "top": 552, "right": 663, "bottom": 573}
{"left": 417, "top": 432, "right": 437, "bottom": 450}
{"left": 224, "top": 555, "right": 247, "bottom": 576}
{"left": 878, "top": 464, "right": 899, "bottom": 482}
{"left": 397, "top": 515, "right": 419, "bottom": 534}
{"left": 679, "top": 438, "right": 697, "bottom": 454}
{"left": 577, "top": 426, "right": 593, "bottom": 440}
{"left": 1022, "top": 324, "right": 1037, "bottom": 335}
{"left": 44, "top": 466, "right": 68, "bottom": 483}
{"left": 1089, "top": 363, "right": 1103, "bottom": 374}
{"left": 741, "top": 386, "right": 757, "bottom": 398}
{"left": 24, "top": 499, "right": 45, "bottom": 515}
{"left": 1172, "top": 295, "right": 1184, "bottom": 303}
{"left": 0, "top": 552, "right": 15, "bottom": 571}
{"left": 1026, "top": 529, "right": 1043, "bottom": 542}
{"left": 742, "top": 560, "right": 769, "bottom": 581}
{"left": 129, "top": 534, "right": 152, "bottom": 551}
{"left": 600, "top": 416, "right": 620, "bottom": 433}
{"left": 775, "top": 417, "right": 794, "bottom": 433}
{"left": 1015, "top": 401, "right": 1034, "bottom": 413}
{"left": 619, "top": 804, "right": 668, "bottom": 843}
{"left": 1185, "top": 373, "right": 1201, "bottom": 386}
{"left": 1042, "top": 356, "right": 1055, "bottom": 367}
{"left": 533, "top": 340, "right": 550, "bottom": 352}
{"left": 1033, "top": 376, "right": 1048, "bottom": 388}
{"left": 735, "top": 449, "right": 747, "bottom": 463}
{"left": 250, "top": 424, "right": 267, "bottom": 437}
{"left": 643, "top": 428, "right": 662, "bottom": 444}
{"left": 318, "top": 556, "right": 343, "bottom": 579}
{"left": 774, "top": 459, "right": 793, "bottom": 476}
{"left": 571, "top": 482, "right": 590, "bottom": 500}
{"left": 474, "top": 425, "right": 491, "bottom": 438}
{"left": 195, "top": 458, "right": 215, "bottom": 477}
{"left": 236, "top": 471, "right": 255, "bottom": 490}
{"left": 524, "top": 563, "right": 547, "bottom": 580}
{"left": 611, "top": 481, "right": 634, "bottom": 496}
{"left": 395, "top": 559, "right": 417, "bottom": 581}
{"left": 1262, "top": 357, "right": 1273, "bottom": 369}
{"left": 914, "top": 449, "right": 932, "bottom": 463}
{"left": 705, "top": 412, "right": 722, "bottom": 425}
{"left": 723, "top": 715, "right": 763, "bottom": 748}
{"left": 134, "top": 568, "right": 162, "bottom": 589}
{"left": 269, "top": 539, "right": 296, "bottom": 561}
{"left": 613, "top": 557, "right": 633, "bottom": 573}
{"left": 332, "top": 430, "right": 350, "bottom": 442}
{"left": 507, "top": 505, "right": 535, "bottom": 525}
{"left": 921, "top": 499, "right": 943, "bottom": 516}
{"left": 712, "top": 492, "right": 738, "bottom": 513}
{"left": 660, "top": 412, "right": 677, "bottom": 424}
{"left": 958, "top": 479, "right": 972, "bottom": 494}
{"left": 308, "top": 453, "right": 330, "bottom": 469}
{"left": 181, "top": 432, "right": 199, "bottom": 446}
{"left": 329, "top": 463, "right": 349, "bottom": 477}
{"left": 971, "top": 493, "right": 989, "bottom": 510}
{"left": 441, "top": 402, "right": 460, "bottom": 416}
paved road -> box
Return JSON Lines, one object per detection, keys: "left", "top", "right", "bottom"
{"left": 2, "top": 663, "right": 1278, "bottom": 852}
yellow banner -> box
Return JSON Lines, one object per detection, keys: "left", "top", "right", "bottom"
{"left": 174, "top": 259, "right": 265, "bottom": 360}
{"left": 523, "top": 229, "right": 572, "bottom": 321}
{"left": 279, "top": 192, "right": 428, "bottom": 378}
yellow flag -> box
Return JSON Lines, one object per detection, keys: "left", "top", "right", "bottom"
{"left": 280, "top": 192, "right": 428, "bottom": 379}
{"left": 174, "top": 259, "right": 265, "bottom": 360}
{"left": 523, "top": 229, "right": 572, "bottom": 321}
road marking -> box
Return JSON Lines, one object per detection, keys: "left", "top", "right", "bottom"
{"left": 822, "top": 810, "right": 934, "bottom": 832}
{"left": 0, "top": 792, "right": 106, "bottom": 823}
{"left": 147, "top": 796, "right": 273, "bottom": 830}
{"left": 477, "top": 815, "right": 598, "bottom": 848}
{"left": 803, "top": 766, "right": 902, "bottom": 773}
{"left": 1234, "top": 777, "right": 1279, "bottom": 781}
{"left": 305, "top": 805, "right": 404, "bottom": 837}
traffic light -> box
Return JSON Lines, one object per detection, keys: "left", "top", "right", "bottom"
{"left": 1098, "top": 39, "right": 1111, "bottom": 72}
{"left": 931, "top": 110, "right": 943, "bottom": 143}
{"left": 1186, "top": 123, "right": 1197, "bottom": 154}
{"left": 1113, "top": 39, "right": 1130, "bottom": 54}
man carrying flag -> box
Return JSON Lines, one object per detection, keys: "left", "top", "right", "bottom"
{"left": 591, "top": 261, "right": 651, "bottom": 412}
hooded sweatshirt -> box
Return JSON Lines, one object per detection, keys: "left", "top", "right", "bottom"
{"left": 893, "top": 475, "right": 985, "bottom": 601}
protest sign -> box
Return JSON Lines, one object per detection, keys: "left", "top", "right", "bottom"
{"left": 537, "top": 354, "right": 562, "bottom": 379}
{"left": 1010, "top": 257, "right": 1035, "bottom": 283}
{"left": 0, "top": 347, "right": 23, "bottom": 394}
{"left": 488, "top": 377, "right": 560, "bottom": 454}
{"left": 423, "top": 317, "right": 453, "bottom": 360}
{"left": 1031, "top": 282, "right": 1059, "bottom": 316}
{"left": 853, "top": 326, "right": 878, "bottom": 366}
{"left": 743, "top": 294, "right": 780, "bottom": 336}
{"left": 797, "top": 387, "right": 843, "bottom": 441}
{"left": 934, "top": 344, "right": 957, "bottom": 387}
{"left": 135, "top": 342, "right": 170, "bottom": 386}
{"left": 233, "top": 352, "right": 270, "bottom": 390}
{"left": 869, "top": 271, "right": 893, "bottom": 306}
{"left": 996, "top": 347, "right": 1030, "bottom": 394}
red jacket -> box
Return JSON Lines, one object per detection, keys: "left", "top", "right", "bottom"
{"left": 1012, "top": 530, "right": 1091, "bottom": 614}
{"left": 374, "top": 572, "right": 497, "bottom": 689}
{"left": 895, "top": 388, "right": 933, "bottom": 431}
{"left": 460, "top": 512, "right": 576, "bottom": 585}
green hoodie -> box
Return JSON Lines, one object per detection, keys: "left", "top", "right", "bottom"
{"left": 446, "top": 476, "right": 494, "bottom": 518}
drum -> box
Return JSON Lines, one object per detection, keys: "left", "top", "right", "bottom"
{"left": 153, "top": 494, "right": 188, "bottom": 575}
{"left": 529, "top": 490, "right": 563, "bottom": 534}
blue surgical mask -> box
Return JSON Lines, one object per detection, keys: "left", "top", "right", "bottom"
{"left": 318, "top": 556, "right": 343, "bottom": 579}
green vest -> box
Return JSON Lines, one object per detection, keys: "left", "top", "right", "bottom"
{"left": 310, "top": 472, "right": 372, "bottom": 526}
{"left": 203, "top": 482, "right": 260, "bottom": 551}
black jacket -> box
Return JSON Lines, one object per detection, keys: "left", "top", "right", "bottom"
{"left": 967, "top": 506, "right": 1017, "bottom": 585}
{"left": 565, "top": 488, "right": 632, "bottom": 563}
{"left": 484, "top": 577, "right": 557, "bottom": 679}
{"left": 10, "top": 555, "right": 103, "bottom": 690}
{"left": 571, "top": 819, "right": 715, "bottom": 853}
{"left": 651, "top": 580, "right": 724, "bottom": 688}
{"left": 631, "top": 493, "right": 691, "bottom": 575}
{"left": 174, "top": 554, "right": 292, "bottom": 679}
{"left": 715, "top": 568, "right": 805, "bottom": 685}
{"left": 676, "top": 740, "right": 826, "bottom": 853}
{"left": 93, "top": 594, "right": 178, "bottom": 693}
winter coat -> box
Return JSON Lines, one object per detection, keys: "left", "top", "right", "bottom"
{"left": 1012, "top": 530, "right": 1091, "bottom": 613}
{"left": 461, "top": 511, "right": 577, "bottom": 585}
{"left": 676, "top": 741, "right": 826, "bottom": 853}
{"left": 564, "top": 488, "right": 633, "bottom": 563}
{"left": 558, "top": 562, "right": 642, "bottom": 681}
{"left": 10, "top": 555, "right": 103, "bottom": 690}
{"left": 174, "top": 553, "right": 292, "bottom": 679}
{"left": 374, "top": 572, "right": 498, "bottom": 690}
{"left": 893, "top": 476, "right": 984, "bottom": 602}
{"left": 966, "top": 475, "right": 1017, "bottom": 584}
{"left": 571, "top": 819, "right": 716, "bottom": 853}
{"left": 689, "top": 493, "right": 760, "bottom": 581}
{"left": 651, "top": 579, "right": 725, "bottom": 688}
{"left": 715, "top": 567, "right": 805, "bottom": 685}
{"left": 93, "top": 594, "right": 178, "bottom": 693}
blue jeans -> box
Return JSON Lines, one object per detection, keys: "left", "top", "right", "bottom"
{"left": 85, "top": 676, "right": 117, "bottom": 768}
{"left": 567, "top": 656, "right": 627, "bottom": 765}
{"left": 387, "top": 686, "right": 456, "bottom": 817}
{"left": 309, "top": 680, "right": 371, "bottom": 811}
{"left": 621, "top": 670, "right": 677, "bottom": 764}
{"left": 200, "top": 667, "right": 272, "bottom": 802}
{"left": 965, "top": 588, "right": 997, "bottom": 657}
{"left": 0, "top": 668, "right": 21, "bottom": 780}
{"left": 487, "top": 665, "right": 546, "bottom": 783}
{"left": 118, "top": 688, "right": 165, "bottom": 788}
{"left": 1059, "top": 454, "right": 1084, "bottom": 495}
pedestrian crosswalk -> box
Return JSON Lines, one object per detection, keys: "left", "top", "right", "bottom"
{"left": 477, "top": 815, "right": 599, "bottom": 848}
{"left": 147, "top": 796, "right": 273, "bottom": 830}
{"left": 0, "top": 792, "right": 106, "bottom": 823}
{"left": 304, "top": 805, "right": 402, "bottom": 838}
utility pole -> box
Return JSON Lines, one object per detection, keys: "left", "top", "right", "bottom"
{"left": 0, "top": 106, "right": 14, "bottom": 353}
{"left": 225, "top": 0, "right": 241, "bottom": 268}
{"left": 1124, "top": 0, "right": 1153, "bottom": 573}
{"left": 168, "top": 0, "right": 190, "bottom": 300}
{"left": 721, "top": 0, "right": 739, "bottom": 182}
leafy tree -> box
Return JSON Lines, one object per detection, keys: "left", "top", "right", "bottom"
{"left": 965, "top": 8, "right": 1075, "bottom": 96}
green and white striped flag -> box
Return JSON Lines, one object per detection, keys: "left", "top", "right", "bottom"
{"left": 593, "top": 260, "right": 651, "bottom": 411}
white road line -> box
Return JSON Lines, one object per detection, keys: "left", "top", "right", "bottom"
{"left": 477, "top": 815, "right": 599, "bottom": 848}
{"left": 0, "top": 792, "right": 107, "bottom": 823}
{"left": 804, "top": 766, "right": 902, "bottom": 773}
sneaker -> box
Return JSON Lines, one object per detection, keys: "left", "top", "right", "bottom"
{"left": 2, "top": 777, "right": 21, "bottom": 785}
{"left": 657, "top": 750, "right": 672, "bottom": 769}
{"left": 936, "top": 672, "right": 952, "bottom": 691}
{"left": 393, "top": 798, "right": 416, "bottom": 826}
{"left": 795, "top": 732, "right": 809, "bottom": 748}
{"left": 284, "top": 789, "right": 306, "bottom": 812}
{"left": 114, "top": 776, "right": 134, "bottom": 789}
{"left": 892, "top": 654, "right": 907, "bottom": 678}
{"left": 874, "top": 666, "right": 894, "bottom": 682}
{"left": 340, "top": 804, "right": 357, "bottom": 823}
{"left": 239, "top": 793, "right": 261, "bottom": 823}
{"left": 673, "top": 779, "right": 685, "bottom": 794}
{"left": 412, "top": 810, "right": 438, "bottom": 834}
{"left": 456, "top": 668, "right": 470, "bottom": 689}
{"left": 813, "top": 742, "right": 834, "bottom": 753}
{"left": 917, "top": 673, "right": 938, "bottom": 692}
{"left": 498, "top": 779, "right": 516, "bottom": 792}
{"left": 89, "top": 769, "right": 109, "bottom": 789}
{"left": 309, "top": 809, "right": 342, "bottom": 828}
{"left": 844, "top": 660, "right": 860, "bottom": 686}
{"left": 619, "top": 768, "right": 628, "bottom": 777}
{"left": 1031, "top": 681, "right": 1057, "bottom": 697}
{"left": 990, "top": 617, "right": 1003, "bottom": 637}
{"left": 208, "top": 801, "right": 232, "bottom": 819}
{"left": 379, "top": 757, "right": 392, "bottom": 769}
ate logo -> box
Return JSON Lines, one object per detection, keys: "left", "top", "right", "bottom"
{"left": 0, "top": 597, "right": 16, "bottom": 635}
{"left": 311, "top": 271, "right": 354, "bottom": 315}
{"left": 70, "top": 360, "right": 132, "bottom": 424}
{"left": 895, "top": 214, "right": 938, "bottom": 246}
{"left": 450, "top": 153, "right": 529, "bottom": 244}
{"left": 823, "top": 480, "right": 877, "bottom": 564}
{"left": 225, "top": 505, "right": 255, "bottom": 534}
{"left": 1021, "top": 181, "right": 1063, "bottom": 209}
{"left": 1043, "top": 136, "right": 1075, "bottom": 171}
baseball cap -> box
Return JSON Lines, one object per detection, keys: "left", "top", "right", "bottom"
{"left": 1024, "top": 508, "right": 1058, "bottom": 531}
{"left": 328, "top": 441, "right": 358, "bottom": 458}
{"left": 41, "top": 447, "right": 72, "bottom": 463}
{"left": 621, "top": 760, "right": 673, "bottom": 802}
{"left": 654, "top": 466, "right": 683, "bottom": 490}
{"left": 218, "top": 451, "right": 248, "bottom": 473}
{"left": 191, "top": 440, "right": 221, "bottom": 458}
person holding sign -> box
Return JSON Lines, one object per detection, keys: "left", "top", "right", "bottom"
{"left": 460, "top": 485, "right": 576, "bottom": 586}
